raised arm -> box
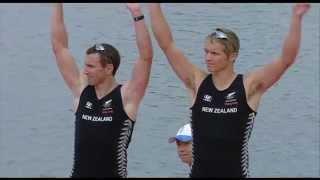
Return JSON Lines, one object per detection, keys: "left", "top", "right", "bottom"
{"left": 148, "top": 3, "right": 205, "bottom": 94}
{"left": 51, "top": 3, "right": 83, "bottom": 99}
{"left": 122, "top": 3, "right": 153, "bottom": 119}
{"left": 246, "top": 4, "right": 310, "bottom": 97}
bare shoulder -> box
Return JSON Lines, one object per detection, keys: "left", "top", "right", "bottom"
{"left": 79, "top": 72, "right": 88, "bottom": 90}
{"left": 243, "top": 69, "right": 261, "bottom": 90}
{"left": 243, "top": 71, "right": 264, "bottom": 111}
{"left": 120, "top": 82, "right": 138, "bottom": 121}
{"left": 120, "top": 80, "right": 129, "bottom": 100}
{"left": 243, "top": 72, "right": 251, "bottom": 88}
{"left": 72, "top": 72, "right": 88, "bottom": 111}
{"left": 190, "top": 69, "right": 209, "bottom": 103}
{"left": 243, "top": 71, "right": 255, "bottom": 96}
{"left": 194, "top": 69, "right": 209, "bottom": 91}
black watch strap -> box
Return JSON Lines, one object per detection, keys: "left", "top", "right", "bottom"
{"left": 134, "top": 15, "right": 144, "bottom": 22}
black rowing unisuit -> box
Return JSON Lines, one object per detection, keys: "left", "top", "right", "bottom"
{"left": 71, "top": 85, "right": 135, "bottom": 178}
{"left": 190, "top": 74, "right": 257, "bottom": 178}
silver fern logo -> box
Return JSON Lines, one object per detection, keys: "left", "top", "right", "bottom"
{"left": 103, "top": 99, "right": 112, "bottom": 108}
{"left": 225, "top": 91, "right": 236, "bottom": 100}
{"left": 102, "top": 99, "right": 113, "bottom": 114}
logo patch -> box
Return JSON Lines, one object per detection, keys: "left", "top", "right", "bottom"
{"left": 225, "top": 91, "right": 236, "bottom": 100}
{"left": 102, "top": 99, "right": 113, "bottom": 114}
{"left": 103, "top": 99, "right": 112, "bottom": 108}
{"left": 85, "top": 101, "right": 93, "bottom": 109}
{"left": 203, "top": 94, "right": 212, "bottom": 102}
{"left": 224, "top": 91, "right": 238, "bottom": 106}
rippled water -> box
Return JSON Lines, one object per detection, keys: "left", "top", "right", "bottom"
{"left": 0, "top": 3, "right": 319, "bottom": 177}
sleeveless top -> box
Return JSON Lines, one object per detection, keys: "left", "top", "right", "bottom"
{"left": 190, "top": 74, "right": 257, "bottom": 177}
{"left": 71, "top": 85, "right": 135, "bottom": 177}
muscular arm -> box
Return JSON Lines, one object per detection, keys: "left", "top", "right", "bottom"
{"left": 148, "top": 3, "right": 206, "bottom": 96}
{"left": 246, "top": 4, "right": 310, "bottom": 99}
{"left": 51, "top": 3, "right": 84, "bottom": 99}
{"left": 122, "top": 3, "right": 154, "bottom": 120}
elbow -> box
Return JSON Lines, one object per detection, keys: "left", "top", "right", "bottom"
{"left": 51, "top": 43, "right": 61, "bottom": 55}
{"left": 51, "top": 38, "right": 65, "bottom": 55}
{"left": 142, "top": 56, "right": 153, "bottom": 64}
{"left": 285, "top": 59, "right": 295, "bottom": 69}
{"left": 142, "top": 50, "right": 154, "bottom": 63}
{"left": 146, "top": 52, "right": 154, "bottom": 63}
{"left": 51, "top": 37, "right": 59, "bottom": 53}
{"left": 50, "top": 30, "right": 68, "bottom": 54}
{"left": 281, "top": 55, "right": 296, "bottom": 69}
{"left": 159, "top": 41, "right": 173, "bottom": 53}
{"left": 154, "top": 35, "right": 173, "bottom": 52}
{"left": 162, "top": 42, "right": 175, "bottom": 55}
{"left": 51, "top": 44, "right": 59, "bottom": 55}
{"left": 281, "top": 45, "right": 300, "bottom": 67}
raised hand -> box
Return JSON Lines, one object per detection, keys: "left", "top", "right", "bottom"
{"left": 293, "top": 3, "right": 310, "bottom": 17}
{"left": 126, "top": 3, "right": 142, "bottom": 16}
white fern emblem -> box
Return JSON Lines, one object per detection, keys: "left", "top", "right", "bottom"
{"left": 116, "top": 119, "right": 133, "bottom": 177}
{"left": 240, "top": 112, "right": 255, "bottom": 177}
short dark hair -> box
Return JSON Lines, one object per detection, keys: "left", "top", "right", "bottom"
{"left": 86, "top": 43, "right": 121, "bottom": 76}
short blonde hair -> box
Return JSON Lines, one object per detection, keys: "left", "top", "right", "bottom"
{"left": 206, "top": 28, "right": 240, "bottom": 57}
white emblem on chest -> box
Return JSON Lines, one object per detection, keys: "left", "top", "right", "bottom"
{"left": 203, "top": 94, "right": 212, "bottom": 102}
{"left": 85, "top": 101, "right": 93, "bottom": 109}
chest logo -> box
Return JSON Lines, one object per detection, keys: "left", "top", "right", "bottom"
{"left": 224, "top": 91, "right": 238, "bottom": 106}
{"left": 102, "top": 99, "right": 113, "bottom": 114}
{"left": 203, "top": 94, "right": 212, "bottom": 102}
{"left": 85, "top": 101, "right": 93, "bottom": 109}
{"left": 225, "top": 91, "right": 236, "bottom": 100}
{"left": 103, "top": 99, "right": 112, "bottom": 108}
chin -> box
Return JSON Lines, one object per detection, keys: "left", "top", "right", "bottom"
{"left": 206, "top": 65, "right": 213, "bottom": 71}
{"left": 87, "top": 80, "right": 95, "bottom": 86}
{"left": 182, "top": 159, "right": 191, "bottom": 165}
{"left": 206, "top": 67, "right": 215, "bottom": 73}
{"left": 207, "top": 67, "right": 220, "bottom": 73}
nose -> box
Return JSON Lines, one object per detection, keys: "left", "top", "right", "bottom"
{"left": 205, "top": 58, "right": 212, "bottom": 65}
{"left": 205, "top": 53, "right": 210, "bottom": 59}
{"left": 205, "top": 54, "right": 213, "bottom": 63}
{"left": 179, "top": 148, "right": 186, "bottom": 154}
{"left": 83, "top": 67, "right": 89, "bottom": 75}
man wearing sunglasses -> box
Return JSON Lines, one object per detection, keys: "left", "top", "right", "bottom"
{"left": 51, "top": 3, "right": 153, "bottom": 177}
{"left": 148, "top": 3, "right": 310, "bottom": 178}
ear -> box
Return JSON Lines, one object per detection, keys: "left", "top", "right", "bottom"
{"left": 104, "top": 64, "right": 114, "bottom": 75}
{"left": 229, "top": 52, "right": 238, "bottom": 63}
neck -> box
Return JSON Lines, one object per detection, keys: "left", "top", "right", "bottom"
{"left": 94, "top": 77, "right": 118, "bottom": 99}
{"left": 211, "top": 67, "right": 236, "bottom": 91}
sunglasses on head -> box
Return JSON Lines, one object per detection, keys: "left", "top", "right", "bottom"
{"left": 93, "top": 44, "right": 114, "bottom": 64}
{"left": 210, "top": 30, "right": 228, "bottom": 40}
{"left": 94, "top": 44, "right": 105, "bottom": 51}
